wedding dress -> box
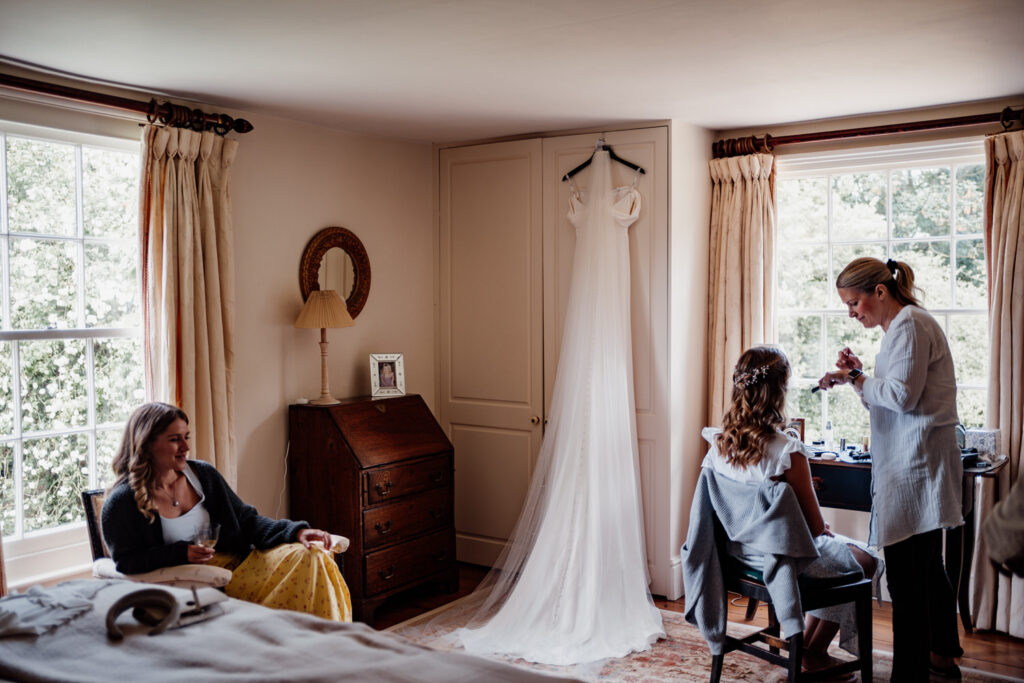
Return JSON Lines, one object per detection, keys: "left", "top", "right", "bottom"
{"left": 455, "top": 150, "right": 664, "bottom": 665}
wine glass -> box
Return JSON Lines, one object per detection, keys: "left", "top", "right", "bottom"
{"left": 193, "top": 523, "right": 220, "bottom": 549}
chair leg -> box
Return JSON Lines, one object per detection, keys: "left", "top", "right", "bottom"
{"left": 744, "top": 597, "right": 759, "bottom": 620}
{"left": 767, "top": 605, "right": 780, "bottom": 654}
{"left": 855, "top": 596, "right": 873, "bottom": 682}
{"left": 787, "top": 631, "right": 803, "bottom": 683}
{"left": 710, "top": 653, "right": 724, "bottom": 683}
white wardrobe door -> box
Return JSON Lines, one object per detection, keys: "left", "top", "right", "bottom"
{"left": 439, "top": 139, "right": 544, "bottom": 566}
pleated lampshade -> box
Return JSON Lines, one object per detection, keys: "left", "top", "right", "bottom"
{"left": 294, "top": 290, "right": 355, "bottom": 329}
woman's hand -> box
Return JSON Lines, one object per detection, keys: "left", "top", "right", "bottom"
{"left": 817, "top": 370, "right": 853, "bottom": 391}
{"left": 297, "top": 527, "right": 333, "bottom": 551}
{"left": 187, "top": 544, "right": 215, "bottom": 563}
{"left": 836, "top": 347, "right": 863, "bottom": 371}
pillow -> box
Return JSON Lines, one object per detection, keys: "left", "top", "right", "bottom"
{"left": 92, "top": 558, "right": 231, "bottom": 588}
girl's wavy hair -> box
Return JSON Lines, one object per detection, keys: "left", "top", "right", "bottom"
{"left": 716, "top": 346, "right": 791, "bottom": 468}
{"left": 109, "top": 402, "right": 189, "bottom": 523}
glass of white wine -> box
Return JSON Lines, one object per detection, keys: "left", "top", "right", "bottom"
{"left": 194, "top": 523, "right": 220, "bottom": 549}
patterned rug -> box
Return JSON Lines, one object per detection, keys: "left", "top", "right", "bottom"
{"left": 388, "top": 596, "right": 1003, "bottom": 682}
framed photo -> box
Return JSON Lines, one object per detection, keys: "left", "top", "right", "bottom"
{"left": 370, "top": 353, "right": 406, "bottom": 398}
{"left": 786, "top": 418, "right": 805, "bottom": 443}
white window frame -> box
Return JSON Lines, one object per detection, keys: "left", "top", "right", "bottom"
{"left": 0, "top": 119, "right": 143, "bottom": 586}
{"left": 774, "top": 138, "right": 988, "bottom": 434}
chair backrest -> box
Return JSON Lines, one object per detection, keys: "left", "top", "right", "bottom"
{"left": 81, "top": 489, "right": 111, "bottom": 561}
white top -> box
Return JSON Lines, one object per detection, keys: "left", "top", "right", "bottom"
{"left": 160, "top": 465, "right": 211, "bottom": 544}
{"left": 700, "top": 426, "right": 808, "bottom": 483}
{"left": 860, "top": 305, "right": 963, "bottom": 547}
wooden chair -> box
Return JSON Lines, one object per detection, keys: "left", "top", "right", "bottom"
{"left": 710, "top": 515, "right": 874, "bottom": 682}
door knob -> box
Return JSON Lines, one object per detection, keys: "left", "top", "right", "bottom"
{"left": 530, "top": 415, "right": 540, "bottom": 425}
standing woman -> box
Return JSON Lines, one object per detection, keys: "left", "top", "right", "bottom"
{"left": 102, "top": 402, "right": 352, "bottom": 621}
{"left": 817, "top": 257, "right": 963, "bottom": 681}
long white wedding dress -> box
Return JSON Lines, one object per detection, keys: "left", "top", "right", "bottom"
{"left": 455, "top": 150, "right": 664, "bottom": 666}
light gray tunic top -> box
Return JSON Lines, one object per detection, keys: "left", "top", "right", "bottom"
{"left": 860, "top": 305, "right": 963, "bottom": 547}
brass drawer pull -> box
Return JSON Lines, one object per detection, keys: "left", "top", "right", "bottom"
{"left": 429, "top": 507, "right": 444, "bottom": 519}
{"left": 379, "top": 566, "right": 396, "bottom": 580}
{"left": 429, "top": 472, "right": 444, "bottom": 484}
{"left": 375, "top": 481, "right": 392, "bottom": 496}
{"left": 375, "top": 520, "right": 393, "bottom": 535}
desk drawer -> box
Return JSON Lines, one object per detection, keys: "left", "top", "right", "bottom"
{"left": 364, "top": 529, "right": 454, "bottom": 596}
{"left": 810, "top": 461, "right": 872, "bottom": 512}
{"left": 362, "top": 487, "right": 451, "bottom": 551}
{"left": 364, "top": 454, "right": 450, "bottom": 505}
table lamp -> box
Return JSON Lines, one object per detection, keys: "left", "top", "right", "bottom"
{"left": 294, "top": 289, "right": 354, "bottom": 406}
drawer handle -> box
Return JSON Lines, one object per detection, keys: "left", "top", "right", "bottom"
{"left": 375, "top": 520, "right": 393, "bottom": 535}
{"left": 429, "top": 472, "right": 444, "bottom": 484}
{"left": 432, "top": 551, "right": 448, "bottom": 562}
{"left": 375, "top": 481, "right": 392, "bottom": 497}
{"left": 429, "top": 507, "right": 444, "bottom": 519}
{"left": 379, "top": 566, "right": 396, "bottom": 581}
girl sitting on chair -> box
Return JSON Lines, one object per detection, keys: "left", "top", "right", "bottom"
{"left": 101, "top": 402, "right": 352, "bottom": 622}
{"left": 702, "top": 346, "right": 882, "bottom": 674}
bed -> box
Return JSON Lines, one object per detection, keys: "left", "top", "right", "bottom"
{"left": 0, "top": 579, "right": 575, "bottom": 682}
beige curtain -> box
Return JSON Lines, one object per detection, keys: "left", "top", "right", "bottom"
{"left": 0, "top": 538, "right": 7, "bottom": 597}
{"left": 706, "top": 153, "right": 776, "bottom": 426}
{"left": 970, "top": 130, "right": 1024, "bottom": 636}
{"left": 140, "top": 126, "right": 239, "bottom": 486}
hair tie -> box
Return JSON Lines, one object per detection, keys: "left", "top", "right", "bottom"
{"left": 886, "top": 259, "right": 898, "bottom": 277}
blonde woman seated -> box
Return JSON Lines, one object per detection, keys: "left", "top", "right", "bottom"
{"left": 101, "top": 402, "right": 351, "bottom": 622}
{"left": 701, "top": 347, "right": 882, "bottom": 673}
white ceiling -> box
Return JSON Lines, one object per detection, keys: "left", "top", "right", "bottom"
{"left": 1, "top": 0, "right": 1022, "bottom": 143}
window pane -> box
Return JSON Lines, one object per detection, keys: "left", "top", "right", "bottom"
{"left": 957, "top": 389, "right": 985, "bottom": 429}
{"left": 6, "top": 137, "right": 76, "bottom": 236}
{"left": 777, "top": 177, "right": 827, "bottom": 243}
{"left": 1, "top": 443, "right": 12, "bottom": 536}
{"left": 892, "top": 167, "right": 950, "bottom": 238}
{"left": 96, "top": 428, "right": 121, "bottom": 489}
{"left": 21, "top": 433, "right": 88, "bottom": 532}
{"left": 832, "top": 173, "right": 887, "bottom": 241}
{"left": 787, "top": 379, "right": 823, "bottom": 443}
{"left": 778, "top": 244, "right": 829, "bottom": 309}
{"left": 827, "top": 386, "right": 871, "bottom": 451}
{"left": 826, "top": 314, "right": 883, "bottom": 375}
{"left": 85, "top": 241, "right": 138, "bottom": 327}
{"left": 19, "top": 339, "right": 88, "bottom": 432}
{"left": 10, "top": 237, "right": 80, "bottom": 329}
{"left": 83, "top": 147, "right": 138, "bottom": 238}
{"left": 778, "top": 314, "right": 821, "bottom": 380}
{"left": 955, "top": 238, "right": 986, "bottom": 308}
{"left": 0, "top": 342, "right": 12, "bottom": 435}
{"left": 955, "top": 164, "right": 984, "bottom": 235}
{"left": 892, "top": 240, "right": 951, "bottom": 308}
{"left": 94, "top": 337, "right": 145, "bottom": 424}
{"left": 948, "top": 314, "right": 988, "bottom": 386}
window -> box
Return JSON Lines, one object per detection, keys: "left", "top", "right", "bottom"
{"left": 775, "top": 140, "right": 987, "bottom": 446}
{"left": 1, "top": 121, "right": 144, "bottom": 568}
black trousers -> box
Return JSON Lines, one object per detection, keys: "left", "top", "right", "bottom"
{"left": 883, "top": 529, "right": 963, "bottom": 682}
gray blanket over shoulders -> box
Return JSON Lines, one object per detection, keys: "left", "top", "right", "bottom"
{"left": 681, "top": 468, "right": 819, "bottom": 654}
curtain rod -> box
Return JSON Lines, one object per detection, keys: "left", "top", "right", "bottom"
{"left": 712, "top": 107, "right": 1023, "bottom": 158}
{"left": 0, "top": 72, "right": 254, "bottom": 135}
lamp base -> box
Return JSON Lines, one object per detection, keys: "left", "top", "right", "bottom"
{"left": 309, "top": 396, "right": 340, "bottom": 406}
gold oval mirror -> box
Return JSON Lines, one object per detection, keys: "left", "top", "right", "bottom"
{"left": 299, "top": 226, "right": 371, "bottom": 317}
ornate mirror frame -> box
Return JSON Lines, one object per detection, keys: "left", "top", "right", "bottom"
{"left": 298, "top": 226, "right": 371, "bottom": 318}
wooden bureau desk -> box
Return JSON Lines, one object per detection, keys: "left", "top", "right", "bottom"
{"left": 809, "top": 456, "right": 1007, "bottom": 632}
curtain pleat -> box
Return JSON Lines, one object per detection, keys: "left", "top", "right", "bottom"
{"left": 706, "top": 153, "right": 776, "bottom": 427}
{"left": 970, "top": 129, "right": 1024, "bottom": 636}
{"left": 140, "top": 126, "right": 238, "bottom": 485}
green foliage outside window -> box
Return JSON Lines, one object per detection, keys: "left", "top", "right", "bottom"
{"left": 777, "top": 153, "right": 988, "bottom": 447}
{"left": 1, "top": 132, "right": 143, "bottom": 538}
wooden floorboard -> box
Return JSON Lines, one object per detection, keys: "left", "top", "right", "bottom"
{"left": 370, "top": 562, "right": 1024, "bottom": 680}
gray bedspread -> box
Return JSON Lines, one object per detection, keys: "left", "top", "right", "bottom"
{"left": 0, "top": 580, "right": 574, "bottom": 682}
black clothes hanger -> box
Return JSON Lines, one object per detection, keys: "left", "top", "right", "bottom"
{"left": 561, "top": 141, "right": 646, "bottom": 181}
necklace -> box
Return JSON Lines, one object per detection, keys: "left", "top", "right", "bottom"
{"left": 158, "top": 475, "right": 181, "bottom": 507}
